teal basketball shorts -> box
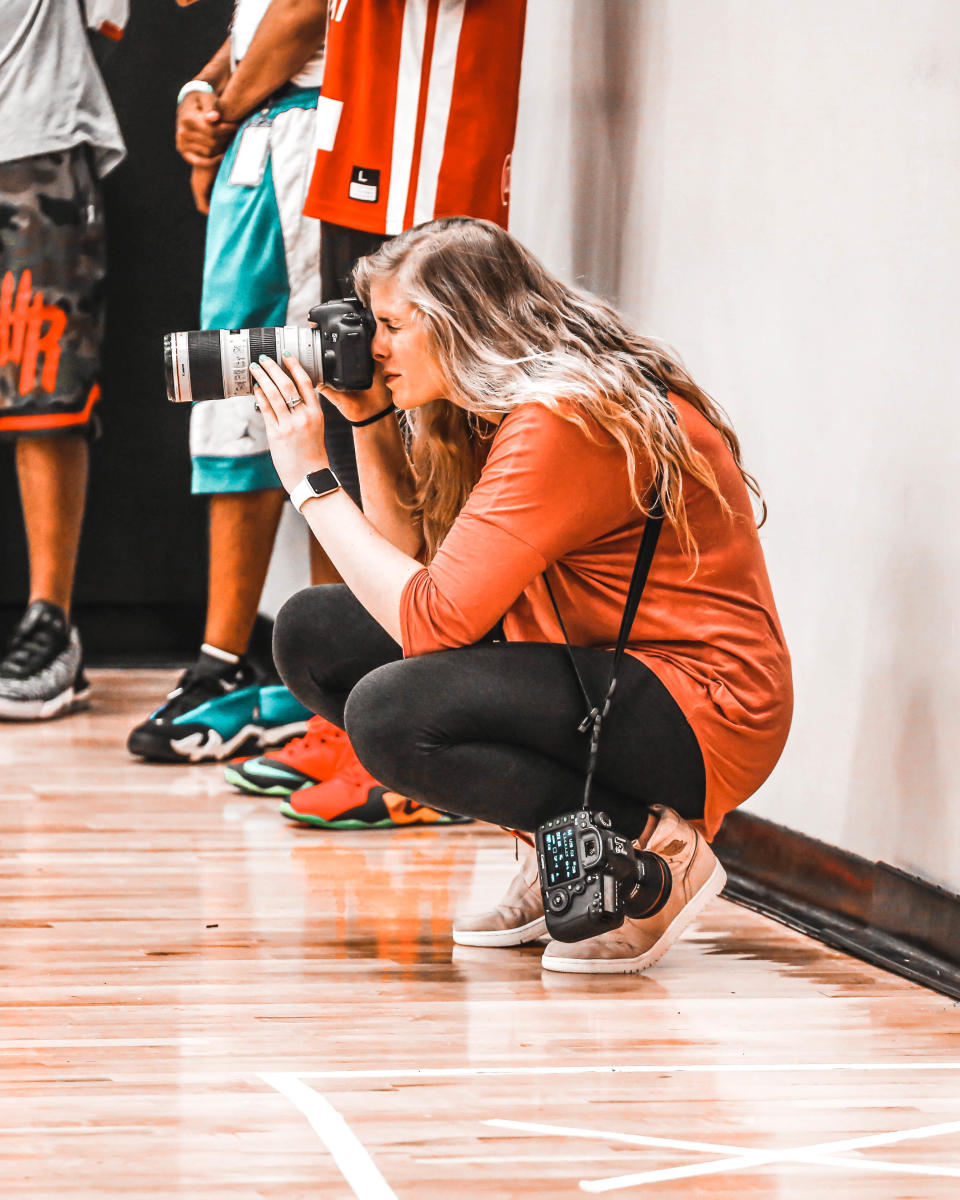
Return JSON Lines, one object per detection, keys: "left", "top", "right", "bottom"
{"left": 190, "top": 87, "right": 321, "bottom": 495}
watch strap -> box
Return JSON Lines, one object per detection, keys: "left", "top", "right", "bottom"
{"left": 290, "top": 467, "right": 341, "bottom": 513}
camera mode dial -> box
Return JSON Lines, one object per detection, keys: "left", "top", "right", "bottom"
{"left": 548, "top": 888, "right": 571, "bottom": 914}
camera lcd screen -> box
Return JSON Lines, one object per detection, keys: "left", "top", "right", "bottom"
{"left": 543, "top": 826, "right": 580, "bottom": 885}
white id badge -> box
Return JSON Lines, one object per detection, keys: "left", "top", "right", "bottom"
{"left": 228, "top": 124, "right": 271, "bottom": 187}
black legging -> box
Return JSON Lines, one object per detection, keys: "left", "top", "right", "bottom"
{"left": 273, "top": 585, "right": 706, "bottom": 837}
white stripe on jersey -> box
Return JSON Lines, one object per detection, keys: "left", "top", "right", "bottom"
{"left": 412, "top": 0, "right": 466, "bottom": 226}
{"left": 385, "top": 1, "right": 429, "bottom": 236}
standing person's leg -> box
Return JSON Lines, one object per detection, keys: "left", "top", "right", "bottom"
{"left": 128, "top": 95, "right": 326, "bottom": 761}
{"left": 204, "top": 488, "right": 287, "bottom": 656}
{"left": 0, "top": 147, "right": 104, "bottom": 720}
{"left": 318, "top": 221, "right": 391, "bottom": 505}
{"left": 16, "top": 434, "right": 88, "bottom": 614}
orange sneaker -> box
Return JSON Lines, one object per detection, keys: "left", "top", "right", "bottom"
{"left": 280, "top": 753, "right": 472, "bottom": 830}
{"left": 224, "top": 714, "right": 350, "bottom": 796}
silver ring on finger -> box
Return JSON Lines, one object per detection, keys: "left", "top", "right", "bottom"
{"left": 285, "top": 396, "right": 305, "bottom": 410}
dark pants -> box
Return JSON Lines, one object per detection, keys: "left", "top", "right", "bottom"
{"left": 319, "top": 222, "right": 390, "bottom": 505}
{"left": 274, "top": 585, "right": 706, "bottom": 836}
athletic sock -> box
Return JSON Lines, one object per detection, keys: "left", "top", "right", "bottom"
{"left": 200, "top": 642, "right": 241, "bottom": 665}
{"left": 196, "top": 646, "right": 244, "bottom": 677}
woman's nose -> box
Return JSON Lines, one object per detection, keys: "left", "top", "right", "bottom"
{"left": 371, "top": 327, "right": 388, "bottom": 360}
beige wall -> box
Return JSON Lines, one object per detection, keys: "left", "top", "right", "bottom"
{"left": 513, "top": 0, "right": 960, "bottom": 891}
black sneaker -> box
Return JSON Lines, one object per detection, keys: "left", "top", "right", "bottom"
{"left": 126, "top": 653, "right": 308, "bottom": 763}
{"left": 0, "top": 601, "right": 91, "bottom": 721}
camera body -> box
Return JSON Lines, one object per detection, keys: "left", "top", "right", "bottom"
{"left": 306, "top": 298, "right": 377, "bottom": 392}
{"left": 535, "top": 810, "right": 672, "bottom": 943}
{"left": 164, "top": 297, "right": 376, "bottom": 404}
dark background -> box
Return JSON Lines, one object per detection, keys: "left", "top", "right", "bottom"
{"left": 0, "top": 0, "right": 239, "bottom": 663}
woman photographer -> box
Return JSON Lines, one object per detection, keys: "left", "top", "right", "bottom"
{"left": 249, "top": 217, "right": 792, "bottom": 975}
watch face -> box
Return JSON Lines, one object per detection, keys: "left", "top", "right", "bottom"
{"left": 306, "top": 468, "right": 339, "bottom": 495}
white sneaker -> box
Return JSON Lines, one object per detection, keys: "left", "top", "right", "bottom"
{"left": 453, "top": 845, "right": 547, "bottom": 947}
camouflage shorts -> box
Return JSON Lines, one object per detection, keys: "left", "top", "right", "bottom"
{"left": 0, "top": 145, "right": 106, "bottom": 440}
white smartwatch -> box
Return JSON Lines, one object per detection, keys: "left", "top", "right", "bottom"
{"left": 290, "top": 467, "right": 341, "bottom": 513}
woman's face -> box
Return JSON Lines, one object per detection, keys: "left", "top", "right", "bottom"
{"left": 368, "top": 278, "right": 448, "bottom": 410}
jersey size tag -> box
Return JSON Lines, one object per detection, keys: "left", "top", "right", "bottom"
{"left": 348, "top": 166, "right": 380, "bottom": 203}
{"left": 228, "top": 125, "right": 271, "bottom": 188}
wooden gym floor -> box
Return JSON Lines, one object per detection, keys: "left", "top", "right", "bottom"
{"left": 2, "top": 668, "right": 959, "bottom": 1199}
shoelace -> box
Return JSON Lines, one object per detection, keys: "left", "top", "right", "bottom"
{"left": 165, "top": 664, "right": 242, "bottom": 703}
{"left": 283, "top": 724, "right": 338, "bottom": 754}
{"left": 1, "top": 618, "right": 64, "bottom": 674}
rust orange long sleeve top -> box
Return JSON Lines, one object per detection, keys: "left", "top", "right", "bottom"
{"left": 399, "top": 398, "right": 793, "bottom": 838}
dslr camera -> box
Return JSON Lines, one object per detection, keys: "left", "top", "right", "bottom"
{"left": 164, "top": 298, "right": 376, "bottom": 404}
{"left": 536, "top": 809, "right": 672, "bottom": 943}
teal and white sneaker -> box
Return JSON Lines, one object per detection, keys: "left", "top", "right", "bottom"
{"left": 127, "top": 656, "right": 310, "bottom": 763}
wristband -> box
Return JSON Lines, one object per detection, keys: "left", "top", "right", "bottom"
{"left": 177, "top": 79, "right": 216, "bottom": 107}
{"left": 345, "top": 402, "right": 397, "bottom": 428}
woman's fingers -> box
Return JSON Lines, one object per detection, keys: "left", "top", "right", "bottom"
{"left": 252, "top": 383, "right": 276, "bottom": 424}
{"left": 281, "top": 352, "right": 322, "bottom": 410}
{"left": 249, "top": 360, "right": 289, "bottom": 424}
{"left": 255, "top": 355, "right": 300, "bottom": 404}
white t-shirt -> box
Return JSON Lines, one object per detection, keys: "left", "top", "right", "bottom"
{"left": 0, "top": 0, "right": 125, "bottom": 174}
{"left": 231, "top": 0, "right": 325, "bottom": 88}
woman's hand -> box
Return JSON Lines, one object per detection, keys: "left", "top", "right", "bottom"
{"left": 249, "top": 353, "right": 328, "bottom": 493}
{"left": 318, "top": 361, "right": 393, "bottom": 424}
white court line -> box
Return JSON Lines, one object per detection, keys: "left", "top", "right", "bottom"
{"left": 259, "top": 1073, "right": 398, "bottom": 1200}
{"left": 292, "top": 1061, "right": 960, "bottom": 1080}
{"left": 491, "top": 1117, "right": 960, "bottom": 1186}
{"left": 574, "top": 1117, "right": 960, "bottom": 1192}
{"left": 0, "top": 1037, "right": 211, "bottom": 1049}
{"left": 800, "top": 1155, "right": 960, "bottom": 1179}
{"left": 262, "top": 1065, "right": 960, "bottom": 1198}
{"left": 487, "top": 1118, "right": 744, "bottom": 1155}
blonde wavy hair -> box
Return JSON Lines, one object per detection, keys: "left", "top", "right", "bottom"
{"left": 353, "top": 218, "right": 764, "bottom": 561}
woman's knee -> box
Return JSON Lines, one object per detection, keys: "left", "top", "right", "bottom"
{"left": 274, "top": 585, "right": 344, "bottom": 664}
{"left": 272, "top": 584, "right": 351, "bottom": 700}
{"left": 344, "top": 661, "right": 429, "bottom": 783}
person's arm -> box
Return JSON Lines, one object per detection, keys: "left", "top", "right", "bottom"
{"left": 217, "top": 0, "right": 327, "bottom": 124}
{"left": 176, "top": 38, "right": 235, "bottom": 167}
{"left": 352, "top": 417, "right": 424, "bottom": 557}
{"left": 250, "top": 356, "right": 632, "bottom": 652}
{"left": 195, "top": 36, "right": 233, "bottom": 92}
{"left": 321, "top": 371, "right": 424, "bottom": 557}
{"left": 250, "top": 355, "right": 421, "bottom": 642}
{"left": 298, "top": 492, "right": 420, "bottom": 643}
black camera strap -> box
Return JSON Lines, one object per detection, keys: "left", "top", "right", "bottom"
{"left": 544, "top": 483, "right": 665, "bottom": 810}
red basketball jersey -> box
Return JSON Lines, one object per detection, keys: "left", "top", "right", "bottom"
{"left": 304, "top": 0, "right": 527, "bottom": 235}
